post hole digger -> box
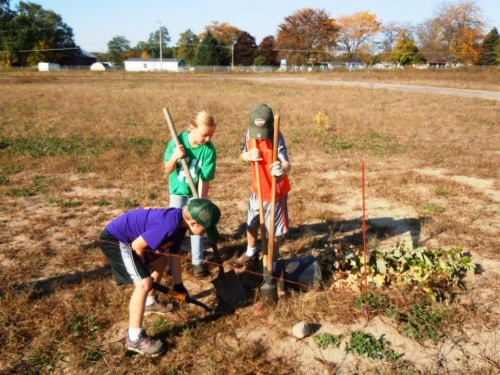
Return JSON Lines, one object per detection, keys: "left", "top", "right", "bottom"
{"left": 163, "top": 108, "right": 246, "bottom": 309}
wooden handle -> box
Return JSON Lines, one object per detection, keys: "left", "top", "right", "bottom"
{"left": 267, "top": 114, "right": 280, "bottom": 272}
{"left": 255, "top": 157, "right": 268, "bottom": 262}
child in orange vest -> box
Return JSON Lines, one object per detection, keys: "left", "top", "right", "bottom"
{"left": 233, "top": 103, "right": 291, "bottom": 268}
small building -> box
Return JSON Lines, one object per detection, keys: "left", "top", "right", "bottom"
{"left": 124, "top": 58, "right": 186, "bottom": 72}
{"left": 58, "top": 50, "right": 97, "bottom": 67}
{"left": 38, "top": 62, "right": 61, "bottom": 71}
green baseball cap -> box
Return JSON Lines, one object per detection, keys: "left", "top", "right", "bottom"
{"left": 188, "top": 198, "right": 221, "bottom": 242}
{"left": 249, "top": 103, "right": 274, "bottom": 139}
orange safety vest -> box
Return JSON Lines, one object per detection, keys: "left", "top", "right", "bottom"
{"left": 249, "top": 137, "right": 291, "bottom": 201}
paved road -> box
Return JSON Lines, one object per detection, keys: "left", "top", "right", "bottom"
{"left": 235, "top": 76, "right": 500, "bottom": 101}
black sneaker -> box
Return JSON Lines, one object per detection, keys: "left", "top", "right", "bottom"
{"left": 193, "top": 264, "right": 209, "bottom": 278}
{"left": 125, "top": 329, "right": 163, "bottom": 356}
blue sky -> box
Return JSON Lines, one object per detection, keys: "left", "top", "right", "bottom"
{"left": 10, "top": 0, "right": 500, "bottom": 52}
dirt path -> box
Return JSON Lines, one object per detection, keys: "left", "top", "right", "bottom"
{"left": 233, "top": 76, "right": 500, "bottom": 101}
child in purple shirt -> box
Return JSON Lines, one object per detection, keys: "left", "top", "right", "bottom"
{"left": 98, "top": 198, "right": 221, "bottom": 357}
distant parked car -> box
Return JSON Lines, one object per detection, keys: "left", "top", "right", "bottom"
{"left": 346, "top": 61, "right": 365, "bottom": 70}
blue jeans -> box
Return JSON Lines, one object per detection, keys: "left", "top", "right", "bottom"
{"left": 169, "top": 194, "right": 204, "bottom": 266}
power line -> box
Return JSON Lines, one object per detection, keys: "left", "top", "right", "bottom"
{"left": 0, "top": 47, "right": 79, "bottom": 54}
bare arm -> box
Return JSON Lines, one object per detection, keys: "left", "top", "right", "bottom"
{"left": 131, "top": 235, "right": 150, "bottom": 264}
{"left": 164, "top": 144, "right": 186, "bottom": 176}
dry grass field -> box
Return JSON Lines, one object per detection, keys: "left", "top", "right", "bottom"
{"left": 1, "top": 68, "right": 499, "bottom": 374}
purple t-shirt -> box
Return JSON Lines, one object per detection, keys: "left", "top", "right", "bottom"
{"left": 106, "top": 207, "right": 187, "bottom": 256}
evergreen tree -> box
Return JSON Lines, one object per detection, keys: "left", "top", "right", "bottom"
{"left": 478, "top": 27, "right": 500, "bottom": 65}
{"left": 390, "top": 31, "right": 425, "bottom": 65}
{"left": 193, "top": 31, "right": 230, "bottom": 66}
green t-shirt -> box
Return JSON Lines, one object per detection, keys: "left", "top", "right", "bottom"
{"left": 164, "top": 132, "right": 217, "bottom": 196}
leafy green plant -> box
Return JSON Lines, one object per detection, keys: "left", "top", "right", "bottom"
{"left": 355, "top": 292, "right": 390, "bottom": 311}
{"left": 399, "top": 301, "right": 449, "bottom": 343}
{"left": 313, "top": 333, "right": 342, "bottom": 349}
{"left": 321, "top": 241, "right": 474, "bottom": 296}
{"left": 0, "top": 175, "right": 9, "bottom": 185}
{"left": 346, "top": 331, "right": 403, "bottom": 361}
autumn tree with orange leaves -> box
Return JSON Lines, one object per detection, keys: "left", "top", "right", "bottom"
{"left": 336, "top": 11, "right": 382, "bottom": 61}
{"left": 201, "top": 21, "right": 242, "bottom": 45}
{"left": 276, "top": 8, "right": 339, "bottom": 65}
{"left": 416, "top": 0, "right": 484, "bottom": 63}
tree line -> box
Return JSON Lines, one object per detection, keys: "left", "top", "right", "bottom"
{"left": 1, "top": 0, "right": 500, "bottom": 68}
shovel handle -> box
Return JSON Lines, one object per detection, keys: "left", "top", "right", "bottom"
{"left": 267, "top": 115, "right": 280, "bottom": 272}
{"left": 253, "top": 141, "right": 268, "bottom": 265}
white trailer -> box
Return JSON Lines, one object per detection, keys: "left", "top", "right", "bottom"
{"left": 38, "top": 62, "right": 61, "bottom": 71}
{"left": 124, "top": 58, "right": 186, "bottom": 72}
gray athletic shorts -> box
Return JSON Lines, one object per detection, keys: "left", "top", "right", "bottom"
{"left": 247, "top": 192, "right": 289, "bottom": 237}
{"left": 99, "top": 229, "right": 151, "bottom": 285}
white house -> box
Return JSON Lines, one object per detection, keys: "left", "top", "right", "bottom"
{"left": 124, "top": 58, "right": 186, "bottom": 72}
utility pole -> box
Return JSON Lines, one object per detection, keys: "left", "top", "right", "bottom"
{"left": 158, "top": 20, "right": 162, "bottom": 71}
{"left": 231, "top": 39, "right": 236, "bottom": 71}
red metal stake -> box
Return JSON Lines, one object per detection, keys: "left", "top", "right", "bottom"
{"left": 362, "top": 161, "right": 370, "bottom": 321}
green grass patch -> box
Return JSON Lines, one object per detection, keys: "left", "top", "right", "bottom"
{"left": 46, "top": 198, "right": 82, "bottom": 207}
{"left": 6, "top": 188, "right": 34, "bottom": 197}
{"left": 436, "top": 187, "right": 450, "bottom": 195}
{"left": 0, "top": 164, "right": 25, "bottom": 174}
{"left": 0, "top": 135, "right": 111, "bottom": 158}
{"left": 313, "top": 333, "right": 342, "bottom": 349}
{"left": 93, "top": 199, "right": 111, "bottom": 207}
{"left": 424, "top": 204, "right": 446, "bottom": 213}
{"left": 77, "top": 165, "right": 92, "bottom": 174}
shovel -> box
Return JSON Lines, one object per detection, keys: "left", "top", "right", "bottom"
{"left": 260, "top": 115, "right": 280, "bottom": 305}
{"left": 163, "top": 108, "right": 246, "bottom": 308}
{"left": 152, "top": 282, "right": 233, "bottom": 316}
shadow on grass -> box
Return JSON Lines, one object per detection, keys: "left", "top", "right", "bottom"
{"left": 6, "top": 264, "right": 112, "bottom": 300}
{"left": 286, "top": 216, "right": 430, "bottom": 248}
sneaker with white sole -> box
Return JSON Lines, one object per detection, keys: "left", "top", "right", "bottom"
{"left": 125, "top": 329, "right": 163, "bottom": 356}
{"left": 144, "top": 295, "right": 174, "bottom": 315}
